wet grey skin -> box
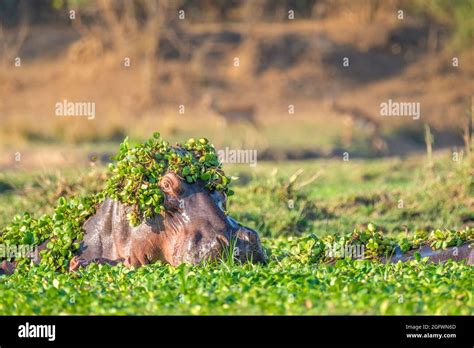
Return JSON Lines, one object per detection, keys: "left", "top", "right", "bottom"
{"left": 0, "top": 172, "right": 267, "bottom": 274}
{"left": 384, "top": 243, "right": 473, "bottom": 265}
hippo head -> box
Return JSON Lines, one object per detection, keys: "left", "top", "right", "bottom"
{"left": 158, "top": 172, "right": 265, "bottom": 265}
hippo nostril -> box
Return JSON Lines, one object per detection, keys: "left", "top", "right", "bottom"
{"left": 194, "top": 232, "right": 203, "bottom": 244}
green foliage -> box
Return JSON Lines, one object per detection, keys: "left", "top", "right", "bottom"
{"left": 271, "top": 223, "right": 473, "bottom": 264}
{"left": 428, "top": 228, "right": 471, "bottom": 250}
{"left": 105, "top": 133, "right": 231, "bottom": 226}
{"left": 0, "top": 149, "right": 473, "bottom": 314}
{"left": 0, "top": 238, "right": 472, "bottom": 315}
{"left": 413, "top": 0, "right": 474, "bottom": 49}
{"left": 0, "top": 194, "right": 102, "bottom": 271}
{"left": 51, "top": 0, "right": 89, "bottom": 10}
{"left": 0, "top": 134, "right": 231, "bottom": 270}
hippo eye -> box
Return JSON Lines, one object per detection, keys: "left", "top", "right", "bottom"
{"left": 160, "top": 172, "right": 182, "bottom": 195}
{"left": 162, "top": 181, "right": 171, "bottom": 191}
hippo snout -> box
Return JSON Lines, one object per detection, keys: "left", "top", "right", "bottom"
{"left": 173, "top": 224, "right": 266, "bottom": 266}
{"left": 231, "top": 226, "right": 267, "bottom": 264}
{"left": 175, "top": 232, "right": 229, "bottom": 265}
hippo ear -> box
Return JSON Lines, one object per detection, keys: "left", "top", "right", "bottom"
{"left": 160, "top": 172, "right": 182, "bottom": 195}
{"left": 211, "top": 190, "right": 227, "bottom": 212}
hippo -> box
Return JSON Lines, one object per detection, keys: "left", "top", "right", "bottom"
{"left": 384, "top": 243, "right": 473, "bottom": 265}
{"left": 0, "top": 172, "right": 266, "bottom": 274}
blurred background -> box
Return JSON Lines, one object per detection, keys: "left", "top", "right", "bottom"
{"left": 0, "top": 0, "right": 472, "bottom": 167}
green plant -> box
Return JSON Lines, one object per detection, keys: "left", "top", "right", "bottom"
{"left": 428, "top": 228, "right": 467, "bottom": 250}
{"left": 0, "top": 194, "right": 102, "bottom": 271}
{"left": 413, "top": 0, "right": 474, "bottom": 49}
{"left": 278, "top": 223, "right": 473, "bottom": 265}
{"left": 0, "top": 133, "right": 232, "bottom": 271}
{"left": 1, "top": 236, "right": 472, "bottom": 315}
{"left": 105, "top": 133, "right": 232, "bottom": 225}
{"left": 0, "top": 151, "right": 473, "bottom": 315}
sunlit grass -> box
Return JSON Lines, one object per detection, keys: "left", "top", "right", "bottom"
{"left": 0, "top": 151, "right": 472, "bottom": 314}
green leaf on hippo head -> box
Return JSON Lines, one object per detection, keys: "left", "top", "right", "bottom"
{"left": 200, "top": 172, "right": 211, "bottom": 181}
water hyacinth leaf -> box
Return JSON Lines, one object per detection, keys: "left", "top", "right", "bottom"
{"left": 200, "top": 172, "right": 211, "bottom": 181}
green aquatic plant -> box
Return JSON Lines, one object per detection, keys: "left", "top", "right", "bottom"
{"left": 104, "top": 133, "right": 232, "bottom": 226}
{"left": 0, "top": 133, "right": 232, "bottom": 271}
{"left": 281, "top": 223, "right": 473, "bottom": 264}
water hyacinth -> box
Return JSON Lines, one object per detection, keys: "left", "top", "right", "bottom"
{"left": 104, "top": 133, "right": 232, "bottom": 226}
{"left": 0, "top": 194, "right": 101, "bottom": 271}
{"left": 282, "top": 224, "right": 473, "bottom": 264}
{"left": 0, "top": 133, "right": 232, "bottom": 271}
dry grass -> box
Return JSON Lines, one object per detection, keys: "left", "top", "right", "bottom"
{"left": 0, "top": 5, "right": 471, "bottom": 162}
